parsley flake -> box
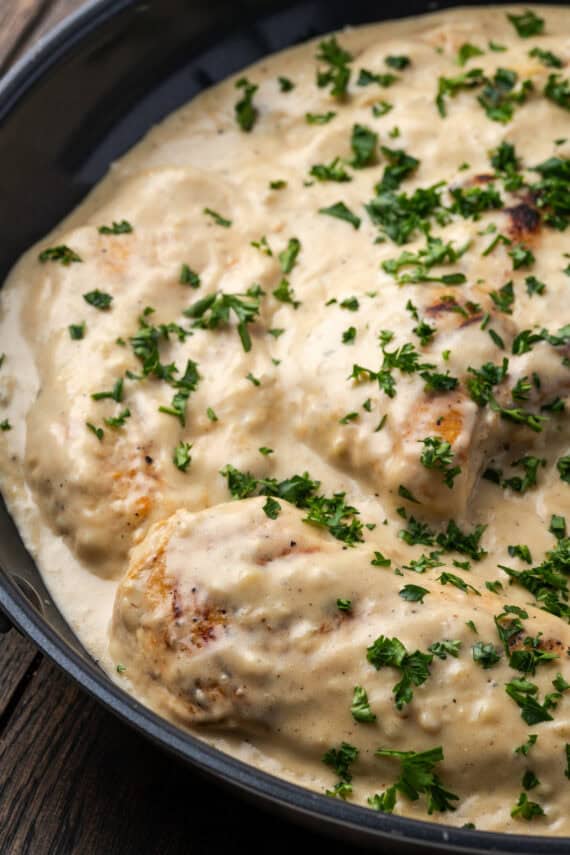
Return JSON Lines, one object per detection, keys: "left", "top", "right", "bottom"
{"left": 39, "top": 245, "right": 82, "bottom": 265}
{"left": 173, "top": 441, "right": 192, "bottom": 472}
{"left": 98, "top": 220, "right": 132, "bottom": 235}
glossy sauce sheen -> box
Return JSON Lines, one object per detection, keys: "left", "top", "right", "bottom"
{"left": 1, "top": 5, "right": 570, "bottom": 834}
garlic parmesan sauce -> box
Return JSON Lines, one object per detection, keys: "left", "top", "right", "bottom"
{"left": 2, "top": 5, "right": 570, "bottom": 834}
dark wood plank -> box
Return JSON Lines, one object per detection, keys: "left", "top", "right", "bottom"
{"left": 0, "top": 0, "right": 88, "bottom": 75}
{"left": 32, "top": 0, "right": 86, "bottom": 39}
{"left": 0, "top": 630, "right": 39, "bottom": 723}
{"left": 0, "top": 0, "right": 55, "bottom": 74}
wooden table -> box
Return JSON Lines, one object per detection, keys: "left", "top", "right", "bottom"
{"left": 0, "top": 4, "right": 356, "bottom": 852}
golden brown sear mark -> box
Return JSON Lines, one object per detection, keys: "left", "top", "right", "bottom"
{"left": 465, "top": 173, "right": 496, "bottom": 186}
{"left": 172, "top": 585, "right": 228, "bottom": 649}
{"left": 505, "top": 202, "right": 541, "bottom": 241}
{"left": 507, "top": 630, "right": 566, "bottom": 658}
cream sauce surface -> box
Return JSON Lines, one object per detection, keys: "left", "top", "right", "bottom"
{"left": 2, "top": 4, "right": 570, "bottom": 834}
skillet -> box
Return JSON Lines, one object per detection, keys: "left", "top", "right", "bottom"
{"left": 0, "top": 1, "right": 568, "bottom": 851}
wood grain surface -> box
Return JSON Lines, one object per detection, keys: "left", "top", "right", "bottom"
{"left": 0, "top": 4, "right": 358, "bottom": 853}
{"left": 0, "top": 0, "right": 81, "bottom": 76}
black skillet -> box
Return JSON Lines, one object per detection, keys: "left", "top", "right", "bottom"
{"left": 0, "top": 1, "right": 567, "bottom": 851}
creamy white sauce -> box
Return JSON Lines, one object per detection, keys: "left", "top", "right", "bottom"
{"left": 1, "top": 4, "right": 570, "bottom": 834}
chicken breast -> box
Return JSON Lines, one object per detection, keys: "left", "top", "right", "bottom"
{"left": 111, "top": 497, "right": 570, "bottom": 832}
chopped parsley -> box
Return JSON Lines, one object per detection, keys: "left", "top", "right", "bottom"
{"left": 83, "top": 290, "right": 112, "bottom": 310}
{"left": 505, "top": 678, "right": 554, "bottom": 725}
{"left": 357, "top": 69, "right": 397, "bottom": 88}
{"left": 507, "top": 9, "right": 544, "bottom": 38}
{"left": 376, "top": 146, "right": 420, "bottom": 192}
{"left": 91, "top": 378, "right": 123, "bottom": 402}
{"left": 351, "top": 124, "right": 378, "bottom": 168}
{"left": 502, "top": 456, "right": 545, "bottom": 494}
{"left": 39, "top": 245, "right": 82, "bottom": 265}
{"left": 234, "top": 77, "right": 258, "bottom": 131}
{"left": 385, "top": 55, "right": 410, "bottom": 70}
{"left": 173, "top": 441, "right": 192, "bottom": 472}
{"left": 221, "top": 466, "right": 364, "bottom": 546}
{"left": 449, "top": 184, "right": 502, "bottom": 219}
{"left": 86, "top": 422, "right": 104, "bottom": 441}
{"left": 316, "top": 36, "right": 353, "bottom": 99}
{"left": 310, "top": 157, "right": 351, "bottom": 182}
{"left": 399, "top": 515, "right": 436, "bottom": 548}
{"left": 98, "top": 220, "right": 132, "bottom": 235}
{"left": 399, "top": 584, "right": 429, "bottom": 603}
{"left": 479, "top": 68, "right": 533, "bottom": 124}
{"left": 278, "top": 76, "right": 294, "bottom": 92}
{"left": 482, "top": 231, "right": 512, "bottom": 255}
{"left": 557, "top": 456, "right": 570, "bottom": 483}
{"left": 373, "top": 746, "right": 459, "bottom": 814}
{"left": 500, "top": 536, "right": 570, "bottom": 620}
{"left": 322, "top": 742, "right": 359, "bottom": 799}
{"left": 367, "top": 635, "right": 432, "bottom": 709}
{"left": 184, "top": 290, "right": 261, "bottom": 351}
{"left": 530, "top": 155, "right": 570, "bottom": 229}
{"left": 103, "top": 407, "right": 131, "bottom": 428}
{"left": 525, "top": 275, "right": 546, "bottom": 296}
{"left": 365, "top": 182, "right": 446, "bottom": 245}
{"left": 472, "top": 641, "right": 501, "bottom": 669}
{"left": 511, "top": 792, "right": 545, "bottom": 821}
{"left": 262, "top": 497, "right": 281, "bottom": 519}
{"left": 438, "top": 571, "right": 480, "bottom": 595}
{"left": 515, "top": 734, "right": 538, "bottom": 756}
{"left": 529, "top": 47, "right": 563, "bottom": 69}
{"left": 179, "top": 264, "right": 201, "bottom": 287}
{"left": 372, "top": 100, "right": 393, "bottom": 117}
{"left": 398, "top": 484, "right": 419, "bottom": 504}
{"left": 544, "top": 73, "right": 570, "bottom": 111}
{"left": 403, "top": 551, "right": 444, "bottom": 574}
{"left": 382, "top": 234, "right": 468, "bottom": 284}
{"left": 273, "top": 278, "right": 300, "bottom": 308}
{"left": 305, "top": 111, "right": 336, "bottom": 124}
{"left": 491, "top": 140, "right": 524, "bottom": 190}
{"left": 508, "top": 544, "right": 533, "bottom": 564}
{"left": 457, "top": 43, "right": 484, "bottom": 66}
{"left": 419, "top": 436, "right": 461, "bottom": 488}
{"left": 550, "top": 514, "right": 567, "bottom": 540}
{"left": 203, "top": 207, "right": 232, "bottom": 227}
{"left": 157, "top": 359, "right": 201, "bottom": 426}
{"left": 371, "top": 550, "right": 391, "bottom": 567}
{"left": 319, "top": 201, "right": 361, "bottom": 229}
{"left": 351, "top": 685, "right": 376, "bottom": 723}
{"left": 278, "top": 237, "right": 301, "bottom": 273}
{"left": 436, "top": 68, "right": 485, "bottom": 117}
{"left": 509, "top": 244, "right": 535, "bottom": 270}
{"left": 490, "top": 281, "right": 514, "bottom": 313}
{"left": 437, "top": 520, "right": 487, "bottom": 561}
{"left": 428, "top": 640, "right": 461, "bottom": 659}
{"left": 69, "top": 322, "right": 86, "bottom": 340}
